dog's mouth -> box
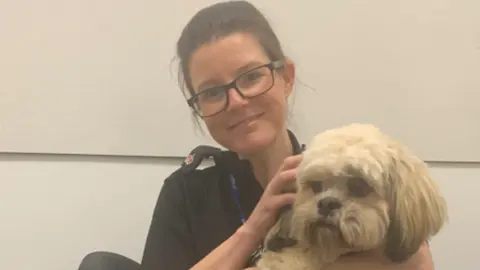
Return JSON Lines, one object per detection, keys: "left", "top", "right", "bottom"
{"left": 307, "top": 218, "right": 341, "bottom": 245}
{"left": 314, "top": 219, "right": 338, "bottom": 230}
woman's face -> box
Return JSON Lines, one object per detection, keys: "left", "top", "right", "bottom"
{"left": 188, "top": 32, "right": 295, "bottom": 156}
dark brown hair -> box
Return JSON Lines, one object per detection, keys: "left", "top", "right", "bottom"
{"left": 176, "top": 0, "right": 286, "bottom": 98}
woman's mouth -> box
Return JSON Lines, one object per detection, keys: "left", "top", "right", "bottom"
{"left": 228, "top": 113, "right": 264, "bottom": 129}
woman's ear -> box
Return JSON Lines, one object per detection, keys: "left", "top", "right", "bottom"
{"left": 281, "top": 58, "right": 295, "bottom": 98}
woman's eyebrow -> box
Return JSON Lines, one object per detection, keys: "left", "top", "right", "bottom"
{"left": 236, "top": 61, "right": 265, "bottom": 74}
{"left": 196, "top": 60, "right": 265, "bottom": 91}
{"left": 197, "top": 79, "right": 219, "bottom": 92}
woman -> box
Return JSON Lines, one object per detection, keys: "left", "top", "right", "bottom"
{"left": 141, "top": 1, "right": 435, "bottom": 269}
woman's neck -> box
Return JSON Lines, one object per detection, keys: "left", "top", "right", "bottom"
{"left": 246, "top": 129, "right": 293, "bottom": 188}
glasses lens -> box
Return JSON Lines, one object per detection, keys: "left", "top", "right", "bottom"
{"left": 236, "top": 66, "right": 274, "bottom": 97}
{"left": 192, "top": 87, "right": 227, "bottom": 117}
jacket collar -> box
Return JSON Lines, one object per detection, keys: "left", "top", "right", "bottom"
{"left": 288, "top": 129, "right": 305, "bottom": 155}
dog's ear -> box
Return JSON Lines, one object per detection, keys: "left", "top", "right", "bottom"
{"left": 384, "top": 152, "right": 448, "bottom": 263}
{"left": 264, "top": 205, "right": 297, "bottom": 252}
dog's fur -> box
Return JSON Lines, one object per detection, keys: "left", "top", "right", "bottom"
{"left": 256, "top": 123, "right": 448, "bottom": 270}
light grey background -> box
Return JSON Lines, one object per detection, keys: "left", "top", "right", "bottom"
{"left": 1, "top": 0, "right": 479, "bottom": 161}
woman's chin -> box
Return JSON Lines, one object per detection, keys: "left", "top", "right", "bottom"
{"left": 227, "top": 129, "right": 275, "bottom": 156}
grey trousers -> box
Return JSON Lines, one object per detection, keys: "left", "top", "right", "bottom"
{"left": 77, "top": 251, "right": 140, "bottom": 270}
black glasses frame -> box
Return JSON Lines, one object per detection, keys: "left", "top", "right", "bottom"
{"left": 187, "top": 60, "right": 285, "bottom": 118}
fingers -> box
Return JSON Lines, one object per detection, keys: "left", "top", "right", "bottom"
{"left": 266, "top": 169, "right": 297, "bottom": 195}
{"left": 264, "top": 193, "right": 296, "bottom": 212}
{"left": 279, "top": 154, "right": 303, "bottom": 171}
{"left": 264, "top": 155, "right": 303, "bottom": 195}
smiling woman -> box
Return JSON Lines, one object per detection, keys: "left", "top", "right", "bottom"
{"left": 142, "top": 1, "right": 434, "bottom": 269}
{"left": 78, "top": 1, "right": 435, "bottom": 270}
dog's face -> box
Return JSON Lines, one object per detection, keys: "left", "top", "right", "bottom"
{"left": 288, "top": 123, "right": 447, "bottom": 262}
{"left": 292, "top": 168, "right": 390, "bottom": 253}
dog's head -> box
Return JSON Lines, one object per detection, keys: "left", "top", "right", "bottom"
{"left": 289, "top": 123, "right": 447, "bottom": 262}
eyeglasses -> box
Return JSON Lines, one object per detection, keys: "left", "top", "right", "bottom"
{"left": 187, "top": 60, "right": 285, "bottom": 117}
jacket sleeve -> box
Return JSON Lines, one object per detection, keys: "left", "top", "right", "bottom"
{"left": 140, "top": 170, "right": 196, "bottom": 270}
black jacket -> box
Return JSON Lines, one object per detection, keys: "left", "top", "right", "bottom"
{"left": 140, "top": 130, "right": 304, "bottom": 270}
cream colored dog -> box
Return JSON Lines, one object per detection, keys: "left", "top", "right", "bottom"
{"left": 256, "top": 123, "right": 448, "bottom": 270}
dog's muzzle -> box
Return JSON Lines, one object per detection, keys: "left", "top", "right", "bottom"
{"left": 313, "top": 197, "right": 342, "bottom": 230}
{"left": 317, "top": 197, "right": 342, "bottom": 217}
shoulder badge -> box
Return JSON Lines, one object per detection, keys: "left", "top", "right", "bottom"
{"left": 180, "top": 145, "right": 223, "bottom": 174}
{"left": 183, "top": 153, "right": 195, "bottom": 166}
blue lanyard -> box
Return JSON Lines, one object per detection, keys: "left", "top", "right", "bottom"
{"left": 230, "top": 173, "right": 264, "bottom": 264}
{"left": 229, "top": 174, "right": 246, "bottom": 224}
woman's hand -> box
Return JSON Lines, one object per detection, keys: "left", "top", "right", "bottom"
{"left": 239, "top": 155, "right": 303, "bottom": 244}
{"left": 324, "top": 243, "right": 434, "bottom": 270}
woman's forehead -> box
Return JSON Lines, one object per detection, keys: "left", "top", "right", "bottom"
{"left": 189, "top": 33, "right": 269, "bottom": 92}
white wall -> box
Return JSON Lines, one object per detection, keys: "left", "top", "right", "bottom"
{"left": 0, "top": 153, "right": 477, "bottom": 270}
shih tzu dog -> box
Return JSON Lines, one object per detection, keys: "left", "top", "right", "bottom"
{"left": 256, "top": 123, "right": 448, "bottom": 270}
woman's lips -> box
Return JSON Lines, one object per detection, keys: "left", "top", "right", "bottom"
{"left": 228, "top": 113, "right": 264, "bottom": 130}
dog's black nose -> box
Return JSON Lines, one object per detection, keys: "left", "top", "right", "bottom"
{"left": 317, "top": 197, "right": 342, "bottom": 215}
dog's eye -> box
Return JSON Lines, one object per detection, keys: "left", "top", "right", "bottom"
{"left": 308, "top": 181, "right": 323, "bottom": 193}
{"left": 347, "top": 177, "right": 372, "bottom": 197}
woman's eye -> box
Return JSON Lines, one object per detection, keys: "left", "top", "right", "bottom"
{"left": 308, "top": 181, "right": 323, "bottom": 193}
{"left": 203, "top": 88, "right": 225, "bottom": 100}
{"left": 245, "top": 71, "right": 262, "bottom": 81}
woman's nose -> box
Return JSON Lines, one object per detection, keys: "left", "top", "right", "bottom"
{"left": 226, "top": 88, "right": 248, "bottom": 111}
